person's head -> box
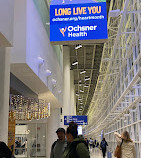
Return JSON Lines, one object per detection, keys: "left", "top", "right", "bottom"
{"left": 103, "top": 138, "right": 105, "bottom": 141}
{"left": 121, "top": 131, "right": 133, "bottom": 142}
{"left": 66, "top": 122, "right": 78, "bottom": 142}
{"left": 56, "top": 128, "right": 65, "bottom": 141}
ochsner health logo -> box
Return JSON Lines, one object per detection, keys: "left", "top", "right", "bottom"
{"left": 59, "top": 25, "right": 97, "bottom": 38}
{"left": 59, "top": 27, "right": 67, "bottom": 37}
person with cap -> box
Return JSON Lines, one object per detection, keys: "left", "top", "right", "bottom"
{"left": 50, "top": 128, "right": 67, "bottom": 158}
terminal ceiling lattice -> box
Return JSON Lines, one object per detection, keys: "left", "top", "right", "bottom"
{"left": 69, "top": 0, "right": 111, "bottom": 115}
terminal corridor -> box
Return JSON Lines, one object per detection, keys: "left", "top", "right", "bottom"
{"left": 0, "top": 0, "right": 141, "bottom": 157}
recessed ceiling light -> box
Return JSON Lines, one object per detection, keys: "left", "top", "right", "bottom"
{"left": 80, "top": 90, "right": 84, "bottom": 93}
{"left": 80, "top": 70, "right": 86, "bottom": 74}
{"left": 75, "top": 44, "right": 82, "bottom": 50}
{"left": 85, "top": 78, "right": 90, "bottom": 81}
{"left": 72, "top": 61, "right": 78, "bottom": 66}
{"left": 78, "top": 98, "right": 82, "bottom": 100}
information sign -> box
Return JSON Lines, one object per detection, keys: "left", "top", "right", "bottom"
{"left": 64, "top": 115, "right": 88, "bottom": 125}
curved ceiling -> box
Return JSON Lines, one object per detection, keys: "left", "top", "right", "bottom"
{"left": 69, "top": 0, "right": 112, "bottom": 115}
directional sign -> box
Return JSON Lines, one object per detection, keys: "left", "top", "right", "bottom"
{"left": 64, "top": 115, "right": 88, "bottom": 125}
{"left": 50, "top": 0, "right": 108, "bottom": 44}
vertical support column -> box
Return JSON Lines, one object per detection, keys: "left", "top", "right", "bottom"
{"left": 0, "top": 48, "right": 10, "bottom": 144}
{"left": 47, "top": 108, "right": 60, "bottom": 158}
{"left": 130, "top": 110, "right": 136, "bottom": 141}
{"left": 62, "top": 46, "right": 71, "bottom": 124}
{"left": 137, "top": 104, "right": 141, "bottom": 158}
{"left": 70, "top": 70, "right": 76, "bottom": 115}
{"left": 74, "top": 94, "right": 76, "bottom": 115}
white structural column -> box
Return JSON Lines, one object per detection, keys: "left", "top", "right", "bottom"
{"left": 62, "top": 46, "right": 71, "bottom": 120}
{"left": 0, "top": 48, "right": 10, "bottom": 143}
{"left": 47, "top": 108, "right": 60, "bottom": 158}
{"left": 70, "top": 70, "right": 76, "bottom": 115}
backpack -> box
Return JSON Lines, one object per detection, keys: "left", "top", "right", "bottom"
{"left": 100, "top": 141, "right": 106, "bottom": 149}
{"left": 52, "top": 141, "right": 57, "bottom": 150}
{"left": 69, "top": 141, "right": 90, "bottom": 158}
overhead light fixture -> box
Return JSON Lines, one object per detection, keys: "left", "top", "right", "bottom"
{"left": 52, "top": 79, "right": 57, "bottom": 85}
{"left": 78, "top": 98, "right": 82, "bottom": 100}
{"left": 80, "top": 90, "right": 84, "bottom": 93}
{"left": 72, "top": 61, "right": 78, "bottom": 66}
{"left": 79, "top": 84, "right": 82, "bottom": 86}
{"left": 79, "top": 80, "right": 82, "bottom": 82}
{"left": 84, "top": 85, "right": 89, "bottom": 88}
{"left": 75, "top": 44, "right": 82, "bottom": 50}
{"left": 80, "top": 103, "right": 83, "bottom": 104}
{"left": 46, "top": 69, "right": 52, "bottom": 77}
{"left": 80, "top": 70, "right": 86, "bottom": 74}
{"left": 85, "top": 78, "right": 90, "bottom": 81}
{"left": 37, "top": 57, "right": 44, "bottom": 65}
{"left": 76, "top": 93, "right": 79, "bottom": 96}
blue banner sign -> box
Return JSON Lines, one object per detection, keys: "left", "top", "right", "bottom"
{"left": 64, "top": 115, "right": 88, "bottom": 125}
{"left": 50, "top": 0, "right": 107, "bottom": 44}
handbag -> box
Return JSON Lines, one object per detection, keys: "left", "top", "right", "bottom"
{"left": 114, "top": 139, "right": 123, "bottom": 158}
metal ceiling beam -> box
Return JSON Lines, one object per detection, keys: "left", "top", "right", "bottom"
{"left": 72, "top": 68, "right": 98, "bottom": 71}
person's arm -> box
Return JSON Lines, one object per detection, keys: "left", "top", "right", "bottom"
{"left": 50, "top": 143, "right": 54, "bottom": 158}
{"left": 132, "top": 144, "right": 136, "bottom": 158}
{"left": 76, "top": 143, "right": 90, "bottom": 158}
{"left": 114, "top": 132, "right": 122, "bottom": 145}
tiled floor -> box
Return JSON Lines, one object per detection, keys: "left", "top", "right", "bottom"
{"left": 90, "top": 148, "right": 107, "bottom": 158}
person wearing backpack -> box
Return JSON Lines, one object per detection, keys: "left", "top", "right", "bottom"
{"left": 100, "top": 138, "right": 108, "bottom": 158}
{"left": 50, "top": 128, "right": 67, "bottom": 158}
{"left": 62, "top": 122, "right": 90, "bottom": 158}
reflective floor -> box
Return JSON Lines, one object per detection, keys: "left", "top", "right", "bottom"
{"left": 90, "top": 148, "right": 108, "bottom": 158}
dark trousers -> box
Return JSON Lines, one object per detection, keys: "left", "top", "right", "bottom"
{"left": 102, "top": 149, "right": 106, "bottom": 158}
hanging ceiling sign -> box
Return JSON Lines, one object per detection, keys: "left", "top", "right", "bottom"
{"left": 64, "top": 115, "right": 88, "bottom": 125}
{"left": 50, "top": 0, "right": 108, "bottom": 45}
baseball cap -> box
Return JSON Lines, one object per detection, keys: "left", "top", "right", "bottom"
{"left": 56, "top": 128, "right": 65, "bottom": 134}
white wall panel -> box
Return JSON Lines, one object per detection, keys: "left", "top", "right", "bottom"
{"left": 0, "top": 0, "right": 14, "bottom": 46}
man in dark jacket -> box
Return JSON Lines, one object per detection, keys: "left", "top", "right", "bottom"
{"left": 62, "top": 122, "right": 90, "bottom": 158}
{"left": 100, "top": 138, "right": 108, "bottom": 158}
{"left": 50, "top": 128, "right": 67, "bottom": 158}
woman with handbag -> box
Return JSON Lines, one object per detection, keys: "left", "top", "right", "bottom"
{"left": 114, "top": 131, "right": 136, "bottom": 158}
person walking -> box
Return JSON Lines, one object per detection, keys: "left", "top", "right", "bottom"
{"left": 89, "top": 138, "right": 93, "bottom": 150}
{"left": 100, "top": 138, "right": 108, "bottom": 158}
{"left": 50, "top": 128, "right": 67, "bottom": 158}
{"left": 114, "top": 131, "right": 136, "bottom": 158}
{"left": 62, "top": 122, "right": 90, "bottom": 158}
